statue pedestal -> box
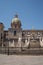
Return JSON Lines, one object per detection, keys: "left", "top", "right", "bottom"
{"left": 30, "top": 39, "right": 40, "bottom": 48}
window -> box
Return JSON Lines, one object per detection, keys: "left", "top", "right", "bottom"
{"left": 10, "top": 40, "right": 13, "bottom": 43}
{"left": 42, "top": 32, "right": 43, "bottom": 35}
{"left": 1, "top": 33, "right": 2, "bottom": 40}
{"left": 22, "top": 33, "right": 24, "bottom": 36}
{"left": 14, "top": 31, "right": 16, "bottom": 35}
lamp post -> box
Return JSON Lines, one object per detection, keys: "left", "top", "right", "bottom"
{"left": 8, "top": 39, "right": 9, "bottom": 55}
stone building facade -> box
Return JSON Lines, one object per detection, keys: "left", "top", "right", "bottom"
{"left": 0, "top": 15, "right": 43, "bottom": 49}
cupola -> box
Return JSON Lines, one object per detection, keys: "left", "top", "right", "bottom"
{"left": 11, "top": 15, "right": 21, "bottom": 29}
{"left": 0, "top": 22, "right": 4, "bottom": 30}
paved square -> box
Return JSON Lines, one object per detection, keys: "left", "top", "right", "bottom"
{"left": 0, "top": 54, "right": 43, "bottom": 65}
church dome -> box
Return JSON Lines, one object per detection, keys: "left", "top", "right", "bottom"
{"left": 0, "top": 22, "right": 4, "bottom": 30}
{"left": 12, "top": 15, "right": 20, "bottom": 23}
{"left": 11, "top": 15, "right": 21, "bottom": 29}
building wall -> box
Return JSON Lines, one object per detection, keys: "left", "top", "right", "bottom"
{"left": 1, "top": 29, "right": 43, "bottom": 48}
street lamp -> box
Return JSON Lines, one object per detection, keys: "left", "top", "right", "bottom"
{"left": 8, "top": 39, "right": 9, "bottom": 55}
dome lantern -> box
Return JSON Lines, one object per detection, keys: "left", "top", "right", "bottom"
{"left": 15, "top": 14, "right": 18, "bottom": 18}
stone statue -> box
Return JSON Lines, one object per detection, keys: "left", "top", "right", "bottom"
{"left": 9, "top": 40, "right": 14, "bottom": 47}
{"left": 18, "top": 37, "right": 22, "bottom": 47}
{"left": 40, "top": 37, "right": 43, "bottom": 47}
{"left": 24, "top": 38, "right": 30, "bottom": 47}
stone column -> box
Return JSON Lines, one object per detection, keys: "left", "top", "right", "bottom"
{"left": 13, "top": 40, "right": 15, "bottom": 47}
{"left": 9, "top": 41, "right": 11, "bottom": 47}
{"left": 2, "top": 43, "right": 3, "bottom": 47}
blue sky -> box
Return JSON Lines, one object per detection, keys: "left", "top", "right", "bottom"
{"left": 0, "top": 0, "right": 43, "bottom": 30}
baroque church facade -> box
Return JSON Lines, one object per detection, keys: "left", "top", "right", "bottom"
{"left": 0, "top": 15, "right": 43, "bottom": 49}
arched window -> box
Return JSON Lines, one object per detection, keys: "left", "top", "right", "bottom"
{"left": 1, "top": 33, "right": 2, "bottom": 40}
{"left": 14, "top": 31, "right": 16, "bottom": 35}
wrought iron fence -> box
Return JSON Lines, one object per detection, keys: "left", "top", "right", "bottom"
{"left": 0, "top": 47, "right": 43, "bottom": 55}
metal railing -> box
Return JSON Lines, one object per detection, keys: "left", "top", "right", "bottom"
{"left": 0, "top": 47, "right": 43, "bottom": 55}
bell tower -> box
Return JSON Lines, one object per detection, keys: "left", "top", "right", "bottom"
{"left": 0, "top": 23, "right": 4, "bottom": 46}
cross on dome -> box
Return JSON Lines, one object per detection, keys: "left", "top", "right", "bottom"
{"left": 15, "top": 14, "right": 18, "bottom": 18}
